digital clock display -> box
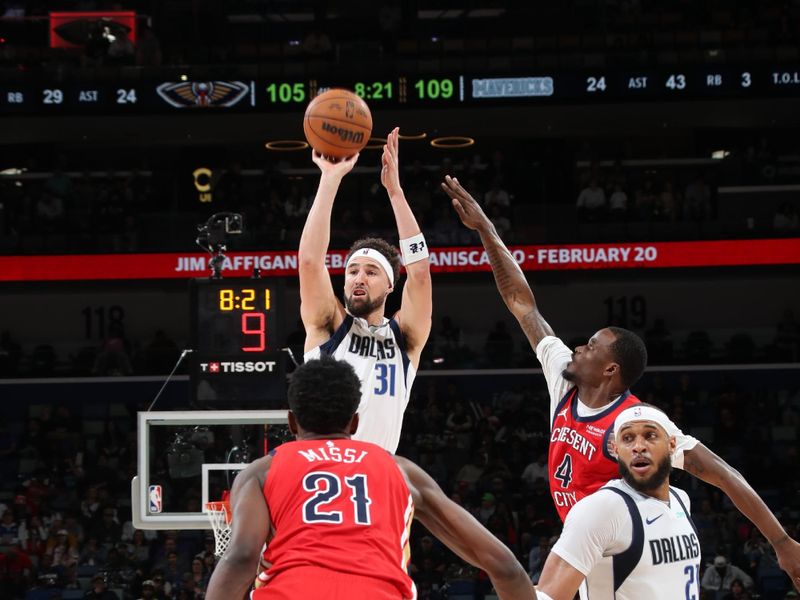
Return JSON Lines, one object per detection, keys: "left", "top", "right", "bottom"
{"left": 3, "top": 66, "right": 800, "bottom": 114}
{"left": 190, "top": 278, "right": 286, "bottom": 407}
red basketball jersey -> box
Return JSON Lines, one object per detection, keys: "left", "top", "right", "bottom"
{"left": 259, "top": 439, "right": 415, "bottom": 599}
{"left": 548, "top": 387, "right": 641, "bottom": 522}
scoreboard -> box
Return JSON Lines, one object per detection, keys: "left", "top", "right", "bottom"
{"left": 1, "top": 66, "right": 799, "bottom": 114}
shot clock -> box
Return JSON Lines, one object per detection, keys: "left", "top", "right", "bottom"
{"left": 190, "top": 278, "right": 287, "bottom": 408}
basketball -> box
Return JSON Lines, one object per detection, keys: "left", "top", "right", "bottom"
{"left": 303, "top": 88, "right": 373, "bottom": 159}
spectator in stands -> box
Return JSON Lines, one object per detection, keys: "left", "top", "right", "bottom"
{"left": 527, "top": 535, "right": 553, "bottom": 583}
{"left": 476, "top": 492, "right": 496, "bottom": 525}
{"left": 634, "top": 177, "right": 658, "bottom": 221}
{"left": 444, "top": 403, "right": 474, "bottom": 450}
{"left": 0, "top": 330, "right": 22, "bottom": 376}
{"left": 85, "top": 573, "right": 118, "bottom": 600}
{"left": 48, "top": 528, "right": 79, "bottom": 570}
{"left": 0, "top": 510, "right": 21, "bottom": 545}
{"left": 773, "top": 202, "right": 799, "bottom": 232}
{"left": 608, "top": 182, "right": 628, "bottom": 221}
{"left": 576, "top": 177, "right": 606, "bottom": 221}
{"left": 655, "top": 179, "right": 676, "bottom": 221}
{"left": 684, "top": 174, "right": 712, "bottom": 221}
{"left": 722, "top": 578, "right": 753, "bottom": 600}
{"left": 185, "top": 556, "right": 210, "bottom": 597}
{"left": 702, "top": 555, "right": 754, "bottom": 595}
{"left": 93, "top": 330, "right": 133, "bottom": 376}
{"left": 520, "top": 453, "right": 548, "bottom": 489}
{"left": 484, "top": 177, "right": 511, "bottom": 214}
{"left": 488, "top": 204, "right": 512, "bottom": 239}
{"left": 0, "top": 539, "right": 33, "bottom": 599}
{"left": 138, "top": 579, "right": 157, "bottom": 600}
{"left": 35, "top": 191, "right": 66, "bottom": 232}
{"left": 89, "top": 507, "right": 122, "bottom": 548}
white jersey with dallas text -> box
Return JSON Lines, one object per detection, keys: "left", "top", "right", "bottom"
{"left": 304, "top": 314, "right": 415, "bottom": 453}
{"left": 550, "top": 479, "right": 701, "bottom": 600}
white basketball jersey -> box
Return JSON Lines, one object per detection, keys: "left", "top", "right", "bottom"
{"left": 552, "top": 479, "right": 701, "bottom": 600}
{"left": 304, "top": 314, "right": 415, "bottom": 453}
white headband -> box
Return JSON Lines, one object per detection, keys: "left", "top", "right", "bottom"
{"left": 613, "top": 405, "right": 673, "bottom": 439}
{"left": 345, "top": 248, "right": 394, "bottom": 287}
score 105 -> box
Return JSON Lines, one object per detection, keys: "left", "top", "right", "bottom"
{"left": 219, "top": 287, "right": 271, "bottom": 352}
{"left": 264, "top": 78, "right": 457, "bottom": 104}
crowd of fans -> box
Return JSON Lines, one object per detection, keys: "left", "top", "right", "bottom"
{"left": 1, "top": 305, "right": 798, "bottom": 380}
{"left": 2, "top": 1, "right": 799, "bottom": 73}
{"left": 0, "top": 367, "right": 798, "bottom": 599}
{"left": 1, "top": 135, "right": 798, "bottom": 256}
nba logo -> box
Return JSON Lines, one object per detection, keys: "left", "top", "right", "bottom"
{"left": 149, "top": 485, "right": 162, "bottom": 514}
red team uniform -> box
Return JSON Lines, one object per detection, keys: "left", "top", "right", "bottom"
{"left": 538, "top": 335, "right": 697, "bottom": 523}
{"left": 548, "top": 388, "right": 640, "bottom": 522}
{"left": 257, "top": 438, "right": 416, "bottom": 600}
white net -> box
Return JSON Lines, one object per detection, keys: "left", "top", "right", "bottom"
{"left": 204, "top": 501, "right": 232, "bottom": 557}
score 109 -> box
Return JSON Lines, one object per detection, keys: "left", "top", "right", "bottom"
{"left": 219, "top": 288, "right": 272, "bottom": 352}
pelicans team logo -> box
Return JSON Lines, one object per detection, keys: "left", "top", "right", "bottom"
{"left": 156, "top": 80, "right": 251, "bottom": 108}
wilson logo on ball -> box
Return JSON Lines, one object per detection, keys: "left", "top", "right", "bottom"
{"left": 303, "top": 88, "right": 372, "bottom": 158}
{"left": 321, "top": 121, "right": 365, "bottom": 144}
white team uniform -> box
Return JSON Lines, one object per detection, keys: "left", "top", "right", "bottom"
{"left": 304, "top": 314, "right": 415, "bottom": 453}
{"left": 551, "top": 479, "right": 701, "bottom": 600}
{"left": 536, "top": 335, "right": 699, "bottom": 466}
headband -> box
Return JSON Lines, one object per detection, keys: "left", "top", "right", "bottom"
{"left": 346, "top": 248, "right": 394, "bottom": 287}
{"left": 613, "top": 405, "right": 673, "bottom": 439}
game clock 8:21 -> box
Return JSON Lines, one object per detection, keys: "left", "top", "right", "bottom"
{"left": 191, "top": 279, "right": 283, "bottom": 356}
{"left": 190, "top": 278, "right": 286, "bottom": 406}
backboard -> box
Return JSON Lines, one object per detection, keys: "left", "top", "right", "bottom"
{"left": 132, "top": 410, "right": 290, "bottom": 529}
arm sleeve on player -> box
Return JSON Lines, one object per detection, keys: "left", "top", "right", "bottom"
{"left": 550, "top": 491, "right": 629, "bottom": 576}
{"left": 665, "top": 417, "right": 700, "bottom": 470}
{"left": 535, "top": 336, "right": 574, "bottom": 422}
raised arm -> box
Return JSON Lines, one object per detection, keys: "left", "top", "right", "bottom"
{"left": 682, "top": 443, "right": 800, "bottom": 590}
{"left": 205, "top": 456, "right": 273, "bottom": 600}
{"left": 382, "top": 128, "right": 432, "bottom": 364}
{"left": 396, "top": 456, "right": 537, "bottom": 600}
{"left": 298, "top": 152, "right": 359, "bottom": 351}
{"left": 441, "top": 175, "right": 554, "bottom": 349}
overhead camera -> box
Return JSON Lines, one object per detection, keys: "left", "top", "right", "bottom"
{"left": 196, "top": 212, "right": 244, "bottom": 278}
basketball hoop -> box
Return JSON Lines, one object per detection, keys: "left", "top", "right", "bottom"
{"left": 204, "top": 500, "right": 232, "bottom": 557}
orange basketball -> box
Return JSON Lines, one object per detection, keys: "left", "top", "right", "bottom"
{"left": 303, "top": 89, "right": 372, "bottom": 159}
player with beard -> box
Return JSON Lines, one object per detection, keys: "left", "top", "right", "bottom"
{"left": 440, "top": 174, "right": 800, "bottom": 590}
{"left": 536, "top": 404, "right": 700, "bottom": 600}
{"left": 299, "top": 128, "right": 432, "bottom": 453}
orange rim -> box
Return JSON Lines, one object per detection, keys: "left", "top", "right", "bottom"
{"left": 205, "top": 500, "right": 232, "bottom": 524}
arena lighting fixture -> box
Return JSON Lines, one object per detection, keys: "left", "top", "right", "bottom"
{"left": 397, "top": 132, "right": 427, "bottom": 140}
{"left": 264, "top": 140, "right": 309, "bottom": 151}
{"left": 711, "top": 150, "right": 730, "bottom": 159}
{"left": 0, "top": 167, "right": 26, "bottom": 175}
{"left": 430, "top": 136, "right": 475, "bottom": 148}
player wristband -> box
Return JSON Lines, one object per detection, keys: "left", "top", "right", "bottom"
{"left": 399, "top": 233, "right": 429, "bottom": 265}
